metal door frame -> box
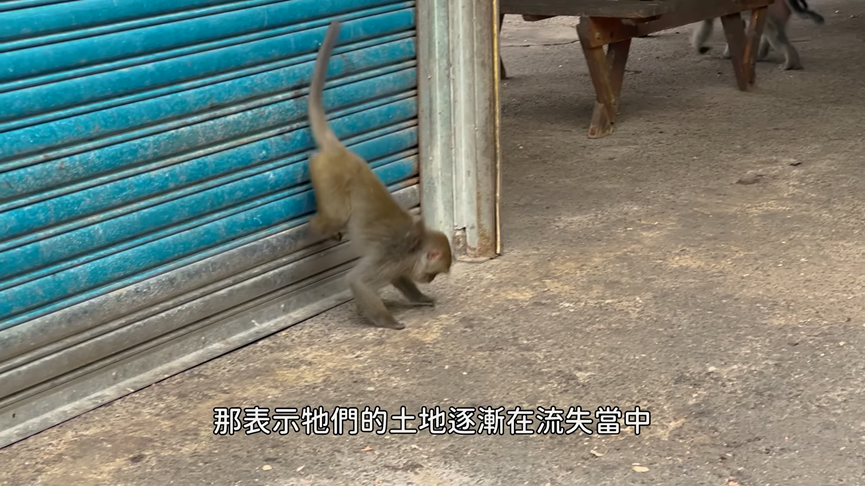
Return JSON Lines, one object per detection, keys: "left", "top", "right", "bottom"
{"left": 417, "top": 0, "right": 501, "bottom": 260}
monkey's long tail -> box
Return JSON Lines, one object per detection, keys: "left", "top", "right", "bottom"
{"left": 785, "top": 0, "right": 825, "bottom": 24}
{"left": 308, "top": 21, "right": 342, "bottom": 149}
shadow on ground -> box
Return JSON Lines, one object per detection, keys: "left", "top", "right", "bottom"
{"left": 2, "top": 2, "right": 865, "bottom": 485}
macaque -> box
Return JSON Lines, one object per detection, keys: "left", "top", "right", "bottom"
{"left": 306, "top": 21, "right": 453, "bottom": 330}
{"left": 691, "top": 0, "right": 824, "bottom": 70}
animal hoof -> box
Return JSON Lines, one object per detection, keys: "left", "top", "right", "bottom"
{"left": 697, "top": 46, "right": 711, "bottom": 54}
{"left": 781, "top": 62, "right": 803, "bottom": 71}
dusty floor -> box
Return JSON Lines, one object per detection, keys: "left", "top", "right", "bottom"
{"left": 3, "top": 3, "right": 865, "bottom": 485}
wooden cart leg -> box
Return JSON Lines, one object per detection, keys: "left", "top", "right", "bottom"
{"left": 498, "top": 13, "right": 507, "bottom": 80}
{"left": 720, "top": 12, "right": 750, "bottom": 91}
{"left": 745, "top": 7, "right": 768, "bottom": 85}
{"left": 577, "top": 20, "right": 632, "bottom": 139}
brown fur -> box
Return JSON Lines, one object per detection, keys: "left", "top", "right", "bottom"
{"left": 306, "top": 21, "right": 453, "bottom": 330}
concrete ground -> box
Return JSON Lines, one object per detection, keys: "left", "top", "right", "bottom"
{"left": 3, "top": 2, "right": 865, "bottom": 485}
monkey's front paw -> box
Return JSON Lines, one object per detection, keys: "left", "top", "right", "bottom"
{"left": 404, "top": 300, "right": 435, "bottom": 307}
{"left": 374, "top": 317, "right": 406, "bottom": 330}
{"left": 408, "top": 294, "right": 436, "bottom": 307}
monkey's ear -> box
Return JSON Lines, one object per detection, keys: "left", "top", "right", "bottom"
{"left": 427, "top": 249, "right": 441, "bottom": 261}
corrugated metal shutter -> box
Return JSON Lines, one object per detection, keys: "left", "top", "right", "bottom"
{"left": 0, "top": 0, "right": 420, "bottom": 447}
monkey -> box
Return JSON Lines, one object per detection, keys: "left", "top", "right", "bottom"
{"left": 691, "top": 0, "right": 824, "bottom": 70}
{"left": 306, "top": 20, "right": 453, "bottom": 330}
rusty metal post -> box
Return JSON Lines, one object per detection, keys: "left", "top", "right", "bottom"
{"left": 418, "top": 0, "right": 501, "bottom": 261}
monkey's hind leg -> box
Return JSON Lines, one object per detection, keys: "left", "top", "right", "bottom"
{"left": 347, "top": 257, "right": 405, "bottom": 330}
{"left": 691, "top": 19, "right": 715, "bottom": 54}
{"left": 757, "top": 35, "right": 772, "bottom": 60}
{"left": 392, "top": 276, "right": 435, "bottom": 307}
{"left": 310, "top": 210, "right": 347, "bottom": 242}
{"left": 763, "top": 15, "right": 802, "bottom": 70}
{"left": 308, "top": 156, "right": 351, "bottom": 241}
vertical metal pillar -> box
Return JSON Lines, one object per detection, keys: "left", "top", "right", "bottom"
{"left": 417, "top": 0, "right": 501, "bottom": 260}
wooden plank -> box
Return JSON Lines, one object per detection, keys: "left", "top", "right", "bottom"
{"left": 720, "top": 12, "right": 748, "bottom": 90}
{"left": 500, "top": 0, "right": 773, "bottom": 22}
{"left": 579, "top": 16, "right": 639, "bottom": 47}
{"left": 575, "top": 0, "right": 774, "bottom": 47}
{"left": 745, "top": 7, "right": 768, "bottom": 85}
{"left": 500, "top": 0, "right": 675, "bottom": 19}
{"left": 521, "top": 15, "right": 557, "bottom": 21}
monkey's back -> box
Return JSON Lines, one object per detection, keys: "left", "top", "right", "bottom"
{"left": 340, "top": 149, "right": 417, "bottom": 252}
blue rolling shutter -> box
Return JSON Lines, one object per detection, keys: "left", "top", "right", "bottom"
{"left": 0, "top": 0, "right": 419, "bottom": 447}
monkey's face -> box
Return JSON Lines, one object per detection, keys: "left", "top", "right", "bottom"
{"left": 412, "top": 250, "right": 450, "bottom": 283}
{"left": 412, "top": 230, "right": 452, "bottom": 283}
{"left": 423, "top": 251, "right": 452, "bottom": 281}
{"left": 413, "top": 260, "right": 446, "bottom": 283}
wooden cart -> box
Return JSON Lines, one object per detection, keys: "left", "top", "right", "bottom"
{"left": 498, "top": 0, "right": 773, "bottom": 138}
